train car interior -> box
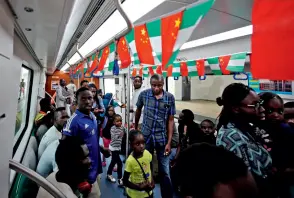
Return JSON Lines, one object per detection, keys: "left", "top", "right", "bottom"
{"left": 1, "top": 0, "right": 294, "bottom": 197}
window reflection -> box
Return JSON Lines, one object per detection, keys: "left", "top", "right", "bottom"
{"left": 15, "top": 67, "right": 31, "bottom": 135}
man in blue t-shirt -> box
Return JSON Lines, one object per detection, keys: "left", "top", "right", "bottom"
{"left": 62, "top": 87, "right": 109, "bottom": 197}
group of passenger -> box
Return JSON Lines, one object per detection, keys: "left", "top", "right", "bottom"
{"left": 33, "top": 74, "right": 294, "bottom": 198}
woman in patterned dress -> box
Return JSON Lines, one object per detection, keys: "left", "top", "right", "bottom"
{"left": 216, "top": 83, "right": 275, "bottom": 198}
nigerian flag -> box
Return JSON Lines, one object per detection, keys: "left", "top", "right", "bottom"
{"left": 146, "top": 0, "right": 215, "bottom": 69}
{"left": 172, "top": 63, "right": 181, "bottom": 77}
{"left": 207, "top": 57, "right": 222, "bottom": 75}
{"left": 108, "top": 42, "right": 116, "bottom": 71}
{"left": 187, "top": 60, "right": 198, "bottom": 77}
{"left": 227, "top": 53, "right": 247, "bottom": 72}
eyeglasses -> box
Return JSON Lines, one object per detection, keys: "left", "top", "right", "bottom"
{"left": 244, "top": 100, "right": 264, "bottom": 111}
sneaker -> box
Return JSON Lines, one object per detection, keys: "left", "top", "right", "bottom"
{"left": 107, "top": 175, "right": 116, "bottom": 183}
{"left": 118, "top": 179, "right": 123, "bottom": 187}
{"left": 102, "top": 161, "right": 106, "bottom": 167}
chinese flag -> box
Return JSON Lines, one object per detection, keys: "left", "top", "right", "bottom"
{"left": 180, "top": 62, "right": 188, "bottom": 77}
{"left": 131, "top": 68, "right": 137, "bottom": 77}
{"left": 166, "top": 65, "right": 173, "bottom": 77}
{"left": 251, "top": 0, "right": 294, "bottom": 80}
{"left": 219, "top": 55, "right": 231, "bottom": 75}
{"left": 196, "top": 59, "right": 205, "bottom": 76}
{"left": 88, "top": 53, "right": 98, "bottom": 73}
{"left": 74, "top": 62, "right": 83, "bottom": 74}
{"left": 95, "top": 46, "right": 109, "bottom": 72}
{"left": 139, "top": 67, "right": 143, "bottom": 77}
{"left": 134, "top": 24, "right": 154, "bottom": 65}
{"left": 148, "top": 66, "right": 155, "bottom": 76}
{"left": 161, "top": 11, "right": 183, "bottom": 69}
{"left": 156, "top": 65, "right": 162, "bottom": 75}
{"left": 117, "top": 37, "right": 131, "bottom": 69}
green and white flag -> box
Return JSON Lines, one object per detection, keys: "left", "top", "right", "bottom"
{"left": 143, "top": 67, "right": 149, "bottom": 78}
{"left": 172, "top": 62, "right": 181, "bottom": 77}
{"left": 108, "top": 42, "right": 116, "bottom": 71}
{"left": 146, "top": 0, "right": 215, "bottom": 68}
{"left": 207, "top": 57, "right": 222, "bottom": 75}
{"left": 187, "top": 60, "right": 198, "bottom": 77}
{"left": 227, "top": 52, "right": 247, "bottom": 72}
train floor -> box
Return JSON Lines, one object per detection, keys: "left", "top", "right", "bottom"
{"left": 175, "top": 99, "right": 221, "bottom": 123}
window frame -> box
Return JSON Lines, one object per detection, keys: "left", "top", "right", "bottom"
{"left": 12, "top": 65, "right": 34, "bottom": 156}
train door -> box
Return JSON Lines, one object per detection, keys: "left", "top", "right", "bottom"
{"left": 182, "top": 76, "right": 191, "bottom": 101}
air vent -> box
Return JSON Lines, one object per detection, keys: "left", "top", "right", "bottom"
{"left": 76, "top": 32, "right": 82, "bottom": 39}
{"left": 57, "top": 0, "right": 126, "bottom": 69}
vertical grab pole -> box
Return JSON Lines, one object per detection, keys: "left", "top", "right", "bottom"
{"left": 126, "top": 59, "right": 132, "bottom": 157}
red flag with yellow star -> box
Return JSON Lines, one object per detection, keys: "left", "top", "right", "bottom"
{"left": 95, "top": 46, "right": 109, "bottom": 72}
{"left": 161, "top": 11, "right": 183, "bottom": 69}
{"left": 218, "top": 55, "right": 231, "bottom": 75}
{"left": 117, "top": 37, "right": 131, "bottom": 69}
{"left": 131, "top": 68, "right": 137, "bottom": 77}
{"left": 180, "top": 62, "right": 188, "bottom": 77}
{"left": 88, "top": 53, "right": 99, "bottom": 73}
{"left": 156, "top": 65, "right": 162, "bottom": 75}
{"left": 196, "top": 59, "right": 205, "bottom": 76}
{"left": 134, "top": 24, "right": 154, "bottom": 65}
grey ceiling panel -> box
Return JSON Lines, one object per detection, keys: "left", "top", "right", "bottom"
{"left": 188, "top": 9, "right": 251, "bottom": 41}
{"left": 212, "top": 0, "right": 253, "bottom": 21}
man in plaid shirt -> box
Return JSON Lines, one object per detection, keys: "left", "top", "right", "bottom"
{"left": 135, "top": 74, "right": 175, "bottom": 198}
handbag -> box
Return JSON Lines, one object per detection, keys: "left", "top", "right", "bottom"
{"left": 134, "top": 157, "right": 152, "bottom": 198}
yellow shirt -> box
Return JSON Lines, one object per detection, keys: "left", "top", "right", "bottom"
{"left": 125, "top": 150, "right": 152, "bottom": 198}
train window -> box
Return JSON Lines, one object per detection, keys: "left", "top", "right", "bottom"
{"left": 14, "top": 66, "right": 32, "bottom": 139}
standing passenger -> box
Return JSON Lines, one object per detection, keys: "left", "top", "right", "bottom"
{"left": 131, "top": 76, "right": 144, "bottom": 128}
{"left": 62, "top": 87, "right": 100, "bottom": 197}
{"left": 106, "top": 114, "right": 125, "bottom": 185}
{"left": 216, "top": 83, "right": 273, "bottom": 198}
{"left": 135, "top": 74, "right": 175, "bottom": 198}
{"left": 67, "top": 79, "right": 76, "bottom": 103}
{"left": 56, "top": 79, "right": 71, "bottom": 108}
{"left": 80, "top": 80, "right": 89, "bottom": 88}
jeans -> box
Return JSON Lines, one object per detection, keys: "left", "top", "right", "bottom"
{"left": 169, "top": 148, "right": 177, "bottom": 162}
{"left": 107, "top": 151, "right": 122, "bottom": 179}
{"left": 146, "top": 143, "right": 173, "bottom": 198}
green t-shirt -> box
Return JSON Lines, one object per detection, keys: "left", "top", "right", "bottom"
{"left": 125, "top": 150, "right": 152, "bottom": 198}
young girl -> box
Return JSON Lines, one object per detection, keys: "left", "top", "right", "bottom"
{"left": 123, "top": 130, "right": 154, "bottom": 198}
{"left": 102, "top": 106, "right": 116, "bottom": 166}
{"left": 107, "top": 114, "right": 125, "bottom": 186}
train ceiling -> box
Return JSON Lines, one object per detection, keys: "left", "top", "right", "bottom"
{"left": 9, "top": 0, "right": 253, "bottom": 74}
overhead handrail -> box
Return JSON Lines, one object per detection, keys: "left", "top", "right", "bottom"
{"left": 233, "top": 72, "right": 248, "bottom": 80}
{"left": 74, "top": 0, "right": 133, "bottom": 66}
{"left": 9, "top": 159, "right": 66, "bottom": 198}
{"left": 199, "top": 75, "right": 206, "bottom": 80}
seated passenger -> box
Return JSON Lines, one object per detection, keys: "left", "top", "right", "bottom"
{"left": 199, "top": 119, "right": 216, "bottom": 145}
{"left": 36, "top": 112, "right": 54, "bottom": 143}
{"left": 36, "top": 137, "right": 98, "bottom": 198}
{"left": 38, "top": 107, "right": 69, "bottom": 159}
{"left": 175, "top": 143, "right": 259, "bottom": 198}
{"left": 35, "top": 98, "right": 52, "bottom": 126}
{"left": 36, "top": 139, "right": 59, "bottom": 178}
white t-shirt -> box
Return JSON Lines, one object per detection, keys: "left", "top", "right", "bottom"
{"left": 38, "top": 125, "right": 62, "bottom": 159}
{"left": 36, "top": 172, "right": 77, "bottom": 198}
{"left": 66, "top": 83, "right": 76, "bottom": 94}
{"left": 36, "top": 140, "right": 59, "bottom": 178}
{"left": 132, "top": 87, "right": 144, "bottom": 124}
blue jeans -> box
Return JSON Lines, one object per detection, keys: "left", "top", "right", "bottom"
{"left": 169, "top": 148, "right": 177, "bottom": 162}
{"left": 146, "top": 143, "right": 173, "bottom": 198}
